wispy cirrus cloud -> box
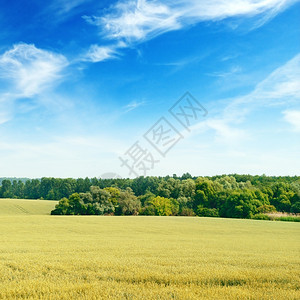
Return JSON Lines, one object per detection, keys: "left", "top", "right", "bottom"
{"left": 83, "top": 0, "right": 179, "bottom": 43}
{"left": 44, "top": 0, "right": 93, "bottom": 20}
{"left": 51, "top": 0, "right": 90, "bottom": 15}
{"left": 191, "top": 52, "right": 300, "bottom": 143}
{"left": 123, "top": 100, "right": 146, "bottom": 113}
{"left": 83, "top": 44, "right": 120, "bottom": 63}
{"left": 0, "top": 43, "right": 68, "bottom": 124}
{"left": 283, "top": 110, "right": 300, "bottom": 132}
{"left": 207, "top": 66, "right": 242, "bottom": 78}
{"left": 253, "top": 53, "right": 300, "bottom": 102}
{"left": 220, "top": 53, "right": 300, "bottom": 124}
{"left": 83, "top": 0, "right": 299, "bottom": 62}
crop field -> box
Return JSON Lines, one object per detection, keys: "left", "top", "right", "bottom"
{"left": 0, "top": 199, "right": 299, "bottom": 299}
{"left": 0, "top": 198, "right": 57, "bottom": 215}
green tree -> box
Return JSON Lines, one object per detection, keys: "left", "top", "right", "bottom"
{"left": 117, "top": 188, "right": 140, "bottom": 215}
{"left": 291, "top": 202, "right": 300, "bottom": 214}
{"left": 104, "top": 187, "right": 121, "bottom": 205}
{"left": 149, "top": 196, "right": 173, "bottom": 216}
{"left": 51, "top": 197, "right": 70, "bottom": 215}
{"left": 68, "top": 193, "right": 87, "bottom": 215}
{"left": 220, "top": 190, "right": 262, "bottom": 219}
{"left": 0, "top": 180, "right": 13, "bottom": 198}
{"left": 197, "top": 207, "right": 219, "bottom": 217}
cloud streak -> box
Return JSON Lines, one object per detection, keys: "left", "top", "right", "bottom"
{"left": 123, "top": 100, "right": 146, "bottom": 113}
{"left": 83, "top": 44, "right": 120, "bottom": 63}
{"left": 43, "top": 0, "right": 93, "bottom": 21}
{"left": 0, "top": 43, "right": 68, "bottom": 124}
{"left": 84, "top": 0, "right": 180, "bottom": 43}
{"left": 283, "top": 110, "right": 300, "bottom": 132}
{"left": 83, "top": 0, "right": 299, "bottom": 60}
{"left": 191, "top": 52, "right": 300, "bottom": 143}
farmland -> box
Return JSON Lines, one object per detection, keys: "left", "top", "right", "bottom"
{"left": 0, "top": 198, "right": 57, "bottom": 215}
{"left": 0, "top": 199, "right": 299, "bottom": 299}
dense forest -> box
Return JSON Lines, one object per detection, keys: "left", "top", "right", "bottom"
{"left": 0, "top": 174, "right": 299, "bottom": 219}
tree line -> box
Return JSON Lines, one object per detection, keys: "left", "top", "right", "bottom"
{"left": 1, "top": 174, "right": 299, "bottom": 218}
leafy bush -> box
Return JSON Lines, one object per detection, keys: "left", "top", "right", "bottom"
{"left": 197, "top": 207, "right": 219, "bottom": 217}
{"left": 139, "top": 205, "right": 156, "bottom": 216}
{"left": 180, "top": 208, "right": 196, "bottom": 216}
{"left": 252, "top": 214, "right": 271, "bottom": 220}
{"left": 276, "top": 216, "right": 300, "bottom": 222}
{"left": 257, "top": 204, "right": 276, "bottom": 213}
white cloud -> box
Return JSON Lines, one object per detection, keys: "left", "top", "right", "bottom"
{"left": 53, "top": 0, "right": 89, "bottom": 14}
{"left": 85, "top": 0, "right": 299, "bottom": 45}
{"left": 0, "top": 43, "right": 68, "bottom": 97}
{"left": 207, "top": 66, "right": 242, "bottom": 78}
{"left": 222, "top": 53, "right": 300, "bottom": 120}
{"left": 2, "top": 51, "right": 298, "bottom": 177}
{"left": 123, "top": 100, "right": 146, "bottom": 113}
{"left": 84, "top": 44, "right": 119, "bottom": 62}
{"left": 84, "top": 0, "right": 180, "bottom": 43}
{"left": 206, "top": 119, "right": 247, "bottom": 143}
{"left": 189, "top": 52, "right": 300, "bottom": 145}
{"left": 161, "top": 55, "right": 300, "bottom": 176}
{"left": 0, "top": 43, "right": 68, "bottom": 124}
{"left": 283, "top": 110, "right": 300, "bottom": 132}
{"left": 45, "top": 0, "right": 93, "bottom": 19}
{"left": 176, "top": 0, "right": 296, "bottom": 22}
{"left": 81, "top": 0, "right": 299, "bottom": 65}
{"left": 253, "top": 53, "right": 300, "bottom": 101}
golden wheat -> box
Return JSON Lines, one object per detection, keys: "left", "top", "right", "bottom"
{"left": 0, "top": 200, "right": 299, "bottom": 299}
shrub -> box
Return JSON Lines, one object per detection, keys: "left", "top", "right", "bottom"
{"left": 257, "top": 204, "right": 276, "bottom": 213}
{"left": 276, "top": 216, "right": 300, "bottom": 222}
{"left": 197, "top": 207, "right": 219, "bottom": 217}
{"left": 139, "top": 205, "right": 156, "bottom": 216}
{"left": 252, "top": 214, "right": 271, "bottom": 220}
{"left": 180, "top": 207, "right": 196, "bottom": 216}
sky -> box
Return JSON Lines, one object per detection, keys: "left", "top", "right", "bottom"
{"left": 0, "top": 0, "right": 299, "bottom": 179}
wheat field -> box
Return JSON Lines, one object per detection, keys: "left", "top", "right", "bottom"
{"left": 0, "top": 199, "right": 299, "bottom": 299}
{"left": 0, "top": 198, "right": 57, "bottom": 215}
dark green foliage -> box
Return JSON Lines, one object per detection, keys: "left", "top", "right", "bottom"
{"left": 51, "top": 197, "right": 70, "bottom": 215}
{"left": 197, "top": 207, "right": 219, "bottom": 217}
{"left": 220, "top": 190, "right": 263, "bottom": 219}
{"left": 1, "top": 175, "right": 300, "bottom": 219}
{"left": 0, "top": 180, "right": 13, "bottom": 198}
{"left": 291, "top": 202, "right": 300, "bottom": 214}
{"left": 51, "top": 187, "right": 116, "bottom": 215}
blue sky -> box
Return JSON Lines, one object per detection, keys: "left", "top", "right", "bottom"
{"left": 0, "top": 0, "right": 299, "bottom": 178}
